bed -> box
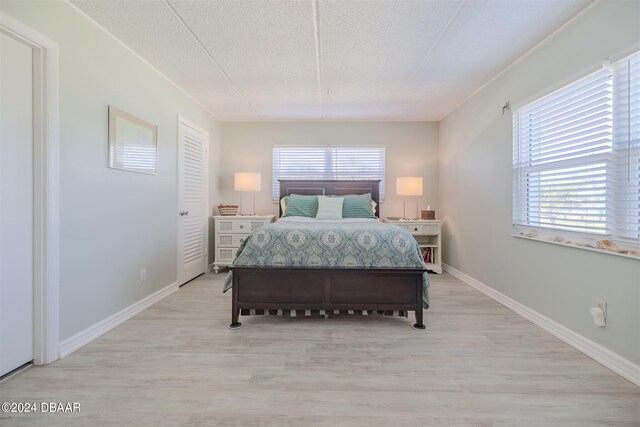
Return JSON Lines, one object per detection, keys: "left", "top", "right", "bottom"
{"left": 223, "top": 180, "right": 429, "bottom": 330}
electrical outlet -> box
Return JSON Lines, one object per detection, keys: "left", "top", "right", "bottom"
{"left": 140, "top": 268, "right": 147, "bottom": 282}
{"left": 596, "top": 298, "right": 607, "bottom": 320}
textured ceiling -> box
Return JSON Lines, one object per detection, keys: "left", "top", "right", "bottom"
{"left": 71, "top": 0, "right": 593, "bottom": 121}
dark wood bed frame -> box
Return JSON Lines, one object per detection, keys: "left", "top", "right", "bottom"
{"left": 229, "top": 180, "right": 427, "bottom": 330}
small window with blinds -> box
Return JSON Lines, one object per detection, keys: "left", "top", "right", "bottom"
{"left": 513, "top": 50, "right": 640, "bottom": 255}
{"left": 272, "top": 146, "right": 385, "bottom": 201}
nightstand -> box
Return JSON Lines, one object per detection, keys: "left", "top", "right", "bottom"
{"left": 212, "top": 215, "right": 275, "bottom": 273}
{"left": 383, "top": 218, "right": 442, "bottom": 274}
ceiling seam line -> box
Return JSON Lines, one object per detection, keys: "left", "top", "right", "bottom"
{"left": 163, "top": 0, "right": 262, "bottom": 120}
{"left": 312, "top": 0, "right": 323, "bottom": 120}
{"left": 383, "top": 0, "right": 468, "bottom": 119}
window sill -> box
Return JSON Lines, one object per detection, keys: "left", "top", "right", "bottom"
{"left": 512, "top": 226, "right": 640, "bottom": 260}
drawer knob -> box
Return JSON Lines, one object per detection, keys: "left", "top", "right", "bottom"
{"left": 239, "top": 224, "right": 244, "bottom": 229}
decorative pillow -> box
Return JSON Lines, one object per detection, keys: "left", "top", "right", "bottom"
{"left": 341, "top": 193, "right": 376, "bottom": 219}
{"left": 282, "top": 194, "right": 318, "bottom": 217}
{"left": 316, "top": 196, "right": 343, "bottom": 220}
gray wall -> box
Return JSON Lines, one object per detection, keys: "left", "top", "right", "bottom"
{"left": 219, "top": 121, "right": 439, "bottom": 218}
{"left": 438, "top": 0, "right": 640, "bottom": 363}
{"left": 0, "top": 1, "right": 221, "bottom": 341}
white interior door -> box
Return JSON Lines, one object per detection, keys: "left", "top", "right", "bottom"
{"left": 177, "top": 118, "right": 209, "bottom": 285}
{"left": 0, "top": 32, "right": 34, "bottom": 376}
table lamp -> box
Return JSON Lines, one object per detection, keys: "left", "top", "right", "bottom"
{"left": 234, "top": 172, "right": 261, "bottom": 215}
{"left": 397, "top": 177, "right": 423, "bottom": 220}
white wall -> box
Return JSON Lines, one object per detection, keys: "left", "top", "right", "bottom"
{"left": 0, "top": 1, "right": 221, "bottom": 341}
{"left": 439, "top": 0, "right": 640, "bottom": 364}
{"left": 219, "top": 121, "right": 439, "bottom": 218}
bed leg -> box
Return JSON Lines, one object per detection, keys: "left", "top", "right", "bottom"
{"left": 229, "top": 309, "right": 243, "bottom": 329}
{"left": 413, "top": 279, "right": 426, "bottom": 330}
{"left": 229, "top": 276, "right": 243, "bottom": 329}
{"left": 413, "top": 308, "right": 425, "bottom": 330}
{"left": 413, "top": 300, "right": 425, "bottom": 330}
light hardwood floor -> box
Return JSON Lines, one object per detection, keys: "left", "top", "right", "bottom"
{"left": 1, "top": 273, "right": 638, "bottom": 426}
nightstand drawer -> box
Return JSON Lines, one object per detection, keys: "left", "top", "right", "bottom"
{"left": 399, "top": 224, "right": 440, "bottom": 235}
{"left": 216, "top": 247, "right": 236, "bottom": 263}
{"left": 401, "top": 225, "right": 422, "bottom": 233}
{"left": 217, "top": 219, "right": 265, "bottom": 233}
{"left": 217, "top": 233, "right": 250, "bottom": 247}
{"left": 421, "top": 224, "right": 440, "bottom": 235}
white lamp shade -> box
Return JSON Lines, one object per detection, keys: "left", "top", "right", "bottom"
{"left": 396, "top": 177, "right": 423, "bottom": 196}
{"left": 234, "top": 172, "right": 261, "bottom": 192}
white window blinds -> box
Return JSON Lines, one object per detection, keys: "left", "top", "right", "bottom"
{"left": 513, "top": 50, "right": 640, "bottom": 242}
{"left": 612, "top": 52, "right": 640, "bottom": 239}
{"left": 272, "top": 146, "right": 385, "bottom": 201}
{"left": 111, "top": 144, "right": 157, "bottom": 173}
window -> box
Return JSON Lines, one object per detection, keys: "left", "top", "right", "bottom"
{"left": 272, "top": 146, "right": 385, "bottom": 201}
{"left": 612, "top": 52, "right": 640, "bottom": 240}
{"left": 513, "top": 51, "right": 639, "bottom": 246}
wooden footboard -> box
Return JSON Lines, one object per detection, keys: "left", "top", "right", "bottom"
{"left": 229, "top": 267, "right": 427, "bottom": 330}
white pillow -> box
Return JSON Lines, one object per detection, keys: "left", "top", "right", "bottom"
{"left": 280, "top": 197, "right": 287, "bottom": 216}
{"left": 371, "top": 200, "right": 377, "bottom": 215}
{"left": 316, "top": 196, "right": 343, "bottom": 220}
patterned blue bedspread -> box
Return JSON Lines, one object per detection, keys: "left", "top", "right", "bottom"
{"left": 223, "top": 218, "right": 429, "bottom": 306}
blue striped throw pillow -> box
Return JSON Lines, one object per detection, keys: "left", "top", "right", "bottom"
{"left": 282, "top": 194, "right": 318, "bottom": 217}
{"left": 341, "top": 193, "right": 376, "bottom": 218}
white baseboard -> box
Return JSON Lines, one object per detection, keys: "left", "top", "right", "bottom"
{"left": 59, "top": 282, "right": 179, "bottom": 358}
{"left": 443, "top": 263, "right": 640, "bottom": 387}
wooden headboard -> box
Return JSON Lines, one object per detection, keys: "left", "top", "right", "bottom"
{"left": 278, "top": 180, "right": 381, "bottom": 217}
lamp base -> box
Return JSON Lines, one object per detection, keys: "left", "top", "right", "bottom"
{"left": 401, "top": 197, "right": 420, "bottom": 220}
{"left": 403, "top": 198, "right": 406, "bottom": 220}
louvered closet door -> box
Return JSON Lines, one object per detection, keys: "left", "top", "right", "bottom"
{"left": 177, "top": 118, "right": 209, "bottom": 285}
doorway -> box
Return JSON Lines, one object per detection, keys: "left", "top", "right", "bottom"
{"left": 0, "top": 12, "right": 60, "bottom": 369}
{"left": 0, "top": 31, "right": 34, "bottom": 377}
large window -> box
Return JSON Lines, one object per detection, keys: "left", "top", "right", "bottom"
{"left": 513, "top": 51, "right": 639, "bottom": 247}
{"left": 272, "top": 146, "right": 385, "bottom": 201}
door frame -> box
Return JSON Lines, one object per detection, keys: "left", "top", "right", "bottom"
{"left": 1, "top": 12, "right": 60, "bottom": 365}
{"left": 176, "top": 116, "right": 209, "bottom": 285}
